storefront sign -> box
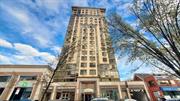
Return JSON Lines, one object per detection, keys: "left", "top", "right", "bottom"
{"left": 160, "top": 87, "right": 180, "bottom": 91}
{"left": 17, "top": 80, "right": 33, "bottom": 87}
{"left": 130, "top": 89, "right": 144, "bottom": 92}
{"left": 83, "top": 88, "right": 94, "bottom": 93}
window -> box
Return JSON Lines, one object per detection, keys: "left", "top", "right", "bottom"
{"left": 148, "top": 80, "right": 156, "bottom": 87}
{"left": 90, "top": 44, "right": 94, "bottom": 48}
{"left": 82, "top": 51, "right": 87, "bottom": 55}
{"left": 80, "top": 70, "right": 87, "bottom": 75}
{"left": 90, "top": 18, "right": 93, "bottom": 23}
{"left": 103, "top": 58, "right": 107, "bottom": 62}
{"left": 81, "top": 63, "right": 87, "bottom": 67}
{"left": 158, "top": 80, "right": 169, "bottom": 85}
{"left": 68, "top": 56, "right": 73, "bottom": 61}
{"left": 83, "top": 37, "right": 87, "bottom": 42}
{"left": 83, "top": 36, "right": 87, "bottom": 40}
{"left": 90, "top": 63, "right": 96, "bottom": 67}
{"left": 90, "top": 41, "right": 95, "bottom": 45}
{"left": 85, "top": 17, "right": 88, "bottom": 23}
{"left": 110, "top": 59, "right": 115, "bottom": 63}
{"left": 90, "top": 28, "right": 94, "bottom": 32}
{"left": 78, "top": 10, "right": 81, "bottom": 14}
{"left": 72, "top": 37, "right": 76, "bottom": 42}
{"left": 90, "top": 70, "right": 96, "bottom": 75}
{"left": 90, "top": 33, "right": 94, "bottom": 36}
{"left": 81, "top": 10, "right": 84, "bottom": 14}
{"left": 81, "top": 56, "right": 87, "bottom": 61}
{"left": 82, "top": 45, "right": 87, "bottom": 49}
{"left": 10, "top": 88, "right": 32, "bottom": 100}
{"left": 95, "top": 18, "right": 97, "bottom": 23}
{"left": 80, "top": 20, "right": 83, "bottom": 23}
{"left": 90, "top": 37, "right": 94, "bottom": 40}
{"left": 90, "top": 51, "right": 95, "bottom": 55}
{"left": 102, "top": 52, "right": 106, "bottom": 56}
{"left": 111, "top": 65, "right": 115, "bottom": 69}
{"left": 101, "top": 47, "right": 106, "bottom": 51}
{"left": 0, "top": 76, "right": 11, "bottom": 82}
{"left": 101, "top": 43, "right": 105, "bottom": 46}
{"left": 83, "top": 28, "right": 87, "bottom": 32}
{"left": 20, "top": 76, "right": 37, "bottom": 80}
{"left": 90, "top": 56, "right": 95, "bottom": 61}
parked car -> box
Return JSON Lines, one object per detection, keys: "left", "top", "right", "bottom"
{"left": 124, "top": 99, "right": 137, "bottom": 101}
{"left": 91, "top": 97, "right": 109, "bottom": 101}
{"left": 166, "top": 98, "right": 180, "bottom": 101}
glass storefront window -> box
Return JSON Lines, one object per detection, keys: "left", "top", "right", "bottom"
{"left": 163, "top": 91, "right": 180, "bottom": 98}
{"left": 0, "top": 76, "right": 11, "bottom": 82}
{"left": 20, "top": 76, "right": 37, "bottom": 81}
{"left": 100, "top": 88, "right": 119, "bottom": 101}
{"left": 10, "top": 87, "right": 32, "bottom": 101}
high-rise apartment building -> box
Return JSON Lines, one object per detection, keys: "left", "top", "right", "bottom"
{"left": 51, "top": 7, "right": 149, "bottom": 101}
{"left": 54, "top": 6, "right": 119, "bottom": 82}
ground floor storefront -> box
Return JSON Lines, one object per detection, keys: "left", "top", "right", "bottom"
{"left": 0, "top": 77, "right": 150, "bottom": 101}
{"left": 160, "top": 87, "right": 180, "bottom": 99}
{"left": 45, "top": 78, "right": 150, "bottom": 101}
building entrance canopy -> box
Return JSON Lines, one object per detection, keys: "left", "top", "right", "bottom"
{"left": 83, "top": 88, "right": 94, "bottom": 93}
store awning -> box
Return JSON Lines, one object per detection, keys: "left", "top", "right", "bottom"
{"left": 160, "top": 87, "right": 180, "bottom": 91}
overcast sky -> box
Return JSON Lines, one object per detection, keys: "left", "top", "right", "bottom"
{"left": 0, "top": 0, "right": 154, "bottom": 80}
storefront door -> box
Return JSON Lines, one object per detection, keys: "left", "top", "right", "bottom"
{"left": 82, "top": 93, "right": 94, "bottom": 101}
{"left": 9, "top": 87, "right": 32, "bottom": 101}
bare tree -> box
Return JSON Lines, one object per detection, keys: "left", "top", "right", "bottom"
{"left": 108, "top": 0, "right": 180, "bottom": 77}
{"left": 40, "top": 40, "right": 80, "bottom": 101}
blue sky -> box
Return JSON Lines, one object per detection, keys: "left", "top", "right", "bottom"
{"left": 0, "top": 0, "right": 154, "bottom": 80}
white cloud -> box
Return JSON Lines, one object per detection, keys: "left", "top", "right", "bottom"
{"left": 0, "top": 54, "right": 12, "bottom": 64}
{"left": 0, "top": 38, "right": 13, "bottom": 48}
{"left": 14, "top": 43, "right": 39, "bottom": 56}
{"left": 0, "top": 39, "right": 57, "bottom": 66}
{"left": 13, "top": 43, "right": 57, "bottom": 64}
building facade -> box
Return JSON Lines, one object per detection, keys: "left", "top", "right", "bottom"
{"left": 0, "top": 65, "right": 52, "bottom": 101}
{"left": 52, "top": 6, "right": 150, "bottom": 101}
{"left": 54, "top": 6, "right": 119, "bottom": 82}
{"left": 134, "top": 74, "right": 180, "bottom": 101}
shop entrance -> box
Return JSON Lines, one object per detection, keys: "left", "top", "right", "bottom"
{"left": 80, "top": 81, "right": 96, "bottom": 101}
{"left": 81, "top": 93, "right": 94, "bottom": 101}
{"left": 9, "top": 87, "right": 32, "bottom": 101}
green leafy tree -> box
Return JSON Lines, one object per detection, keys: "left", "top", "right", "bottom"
{"left": 108, "top": 0, "right": 180, "bottom": 77}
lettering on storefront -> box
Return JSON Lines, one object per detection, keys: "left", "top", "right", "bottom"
{"left": 130, "top": 89, "right": 144, "bottom": 92}
{"left": 17, "top": 80, "right": 33, "bottom": 87}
